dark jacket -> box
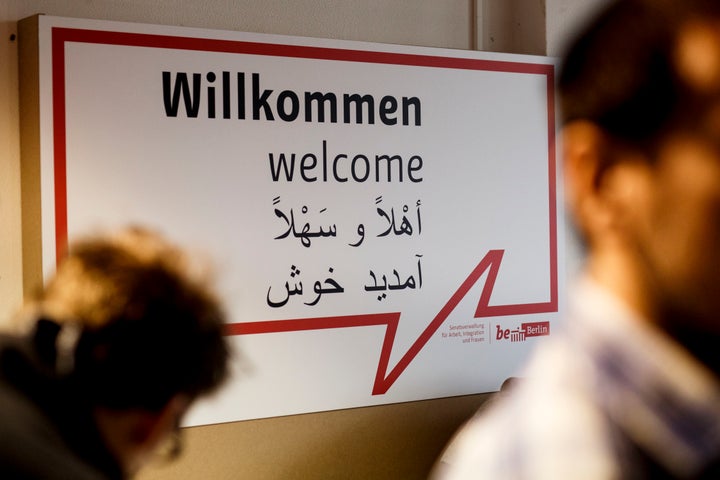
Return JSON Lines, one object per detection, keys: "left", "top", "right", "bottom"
{"left": 0, "top": 320, "right": 124, "bottom": 479}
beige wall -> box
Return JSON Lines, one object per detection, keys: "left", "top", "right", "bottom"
{"left": 1, "top": 1, "right": 606, "bottom": 478}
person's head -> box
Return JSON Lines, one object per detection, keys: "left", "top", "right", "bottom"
{"left": 34, "top": 226, "right": 230, "bottom": 473}
{"left": 559, "top": 0, "right": 720, "bottom": 332}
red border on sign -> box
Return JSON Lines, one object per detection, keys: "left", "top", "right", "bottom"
{"left": 51, "top": 27, "right": 557, "bottom": 394}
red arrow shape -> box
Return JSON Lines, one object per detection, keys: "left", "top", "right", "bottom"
{"left": 225, "top": 248, "right": 558, "bottom": 395}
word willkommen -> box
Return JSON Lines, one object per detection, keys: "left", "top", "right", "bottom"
{"left": 163, "top": 72, "right": 422, "bottom": 126}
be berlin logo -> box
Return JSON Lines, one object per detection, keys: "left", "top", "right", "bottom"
{"left": 495, "top": 321, "right": 550, "bottom": 343}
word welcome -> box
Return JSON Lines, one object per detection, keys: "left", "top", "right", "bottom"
{"left": 268, "top": 140, "right": 423, "bottom": 183}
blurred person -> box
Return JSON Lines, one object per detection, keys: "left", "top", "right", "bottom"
{"left": 0, "top": 227, "right": 230, "bottom": 479}
{"left": 432, "top": 0, "right": 720, "bottom": 478}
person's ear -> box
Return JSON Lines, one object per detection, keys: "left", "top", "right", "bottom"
{"left": 562, "top": 120, "right": 614, "bottom": 244}
{"left": 562, "top": 120, "right": 653, "bottom": 248}
{"left": 94, "top": 396, "right": 190, "bottom": 475}
{"left": 123, "top": 395, "right": 189, "bottom": 472}
{"left": 139, "top": 395, "right": 188, "bottom": 449}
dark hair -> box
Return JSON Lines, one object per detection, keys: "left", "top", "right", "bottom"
{"left": 558, "top": 0, "right": 720, "bottom": 149}
{"left": 39, "top": 227, "right": 230, "bottom": 411}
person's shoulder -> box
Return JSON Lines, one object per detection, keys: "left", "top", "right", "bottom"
{"left": 0, "top": 369, "right": 113, "bottom": 479}
{"left": 432, "top": 340, "right": 619, "bottom": 479}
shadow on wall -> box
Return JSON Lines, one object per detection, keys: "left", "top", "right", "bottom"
{"left": 138, "top": 393, "right": 492, "bottom": 480}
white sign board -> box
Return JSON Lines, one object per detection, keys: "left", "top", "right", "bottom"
{"left": 35, "top": 16, "right": 562, "bottom": 424}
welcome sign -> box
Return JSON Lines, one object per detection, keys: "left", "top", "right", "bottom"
{"left": 29, "top": 15, "right": 562, "bottom": 424}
